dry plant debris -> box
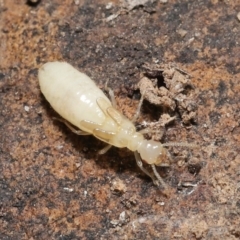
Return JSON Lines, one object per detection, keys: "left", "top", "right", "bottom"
{"left": 139, "top": 62, "right": 197, "bottom": 125}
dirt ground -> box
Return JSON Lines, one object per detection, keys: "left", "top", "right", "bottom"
{"left": 0, "top": 0, "right": 239, "bottom": 239}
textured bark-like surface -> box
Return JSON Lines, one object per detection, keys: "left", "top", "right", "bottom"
{"left": 0, "top": 0, "right": 239, "bottom": 239}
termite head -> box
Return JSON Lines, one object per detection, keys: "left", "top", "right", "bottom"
{"left": 138, "top": 140, "right": 172, "bottom": 166}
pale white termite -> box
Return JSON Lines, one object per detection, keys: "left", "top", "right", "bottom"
{"left": 38, "top": 61, "right": 193, "bottom": 187}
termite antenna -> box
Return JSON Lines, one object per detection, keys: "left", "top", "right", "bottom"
{"left": 162, "top": 142, "right": 197, "bottom": 148}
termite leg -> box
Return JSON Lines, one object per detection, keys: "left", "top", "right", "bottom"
{"left": 132, "top": 91, "right": 145, "bottom": 123}
{"left": 98, "top": 144, "right": 112, "bottom": 155}
{"left": 53, "top": 117, "right": 90, "bottom": 135}
{"left": 105, "top": 79, "right": 117, "bottom": 108}
{"left": 93, "top": 128, "right": 115, "bottom": 141}
{"left": 134, "top": 151, "right": 159, "bottom": 186}
{"left": 151, "top": 165, "right": 167, "bottom": 189}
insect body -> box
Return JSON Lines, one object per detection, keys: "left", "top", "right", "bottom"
{"left": 39, "top": 62, "right": 191, "bottom": 187}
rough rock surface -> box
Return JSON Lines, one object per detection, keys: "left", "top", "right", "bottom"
{"left": 0, "top": 0, "right": 239, "bottom": 239}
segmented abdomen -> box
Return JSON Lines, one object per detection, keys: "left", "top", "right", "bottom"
{"left": 39, "top": 62, "right": 112, "bottom": 132}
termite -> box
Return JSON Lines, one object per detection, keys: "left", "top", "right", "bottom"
{"left": 38, "top": 61, "right": 194, "bottom": 188}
